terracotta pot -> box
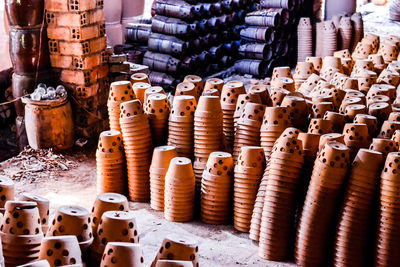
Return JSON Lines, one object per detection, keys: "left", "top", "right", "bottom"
{"left": 183, "top": 75, "right": 203, "bottom": 100}
{"left": 144, "top": 87, "right": 165, "bottom": 107}
{"left": 90, "top": 193, "right": 128, "bottom": 238}
{"left": 46, "top": 206, "right": 92, "bottom": 251}
{"left": 151, "top": 236, "right": 198, "bottom": 267}
{"left": 204, "top": 78, "right": 224, "bottom": 93}
{"left": 0, "top": 176, "right": 14, "bottom": 211}
{"left": 20, "top": 193, "right": 49, "bottom": 234}
{"left": 308, "top": 119, "right": 334, "bottom": 135}
{"left": 131, "top": 82, "right": 151, "bottom": 105}
{"left": 9, "top": 27, "right": 51, "bottom": 75}
{"left": 39, "top": 235, "right": 82, "bottom": 266}
{"left": 100, "top": 242, "right": 144, "bottom": 267}
{"left": 130, "top": 73, "right": 150, "bottom": 85}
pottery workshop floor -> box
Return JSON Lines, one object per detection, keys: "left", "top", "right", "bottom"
{"left": 0, "top": 147, "right": 296, "bottom": 267}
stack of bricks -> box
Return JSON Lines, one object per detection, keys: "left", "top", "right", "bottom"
{"left": 45, "top": 0, "right": 110, "bottom": 138}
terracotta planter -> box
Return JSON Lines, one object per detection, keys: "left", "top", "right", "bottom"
{"left": 204, "top": 78, "right": 224, "bottom": 93}
{"left": 308, "top": 119, "right": 334, "bottom": 135}
{"left": 131, "top": 73, "right": 150, "bottom": 85}
{"left": 144, "top": 87, "right": 165, "bottom": 107}
{"left": 107, "top": 81, "right": 135, "bottom": 132}
{"left": 46, "top": 206, "right": 92, "bottom": 251}
{"left": 20, "top": 193, "right": 49, "bottom": 234}
{"left": 100, "top": 242, "right": 144, "bottom": 267}
{"left": 183, "top": 75, "right": 203, "bottom": 100}
{"left": 378, "top": 120, "right": 400, "bottom": 139}
{"left": 131, "top": 82, "right": 151, "bottom": 105}
{"left": 90, "top": 193, "right": 129, "bottom": 238}
{"left": 9, "top": 27, "right": 51, "bottom": 75}
{"left": 145, "top": 93, "right": 170, "bottom": 147}
{"left": 175, "top": 82, "right": 197, "bottom": 99}
{"left": 39, "top": 236, "right": 82, "bottom": 266}
{"left": 0, "top": 176, "right": 14, "bottom": 211}
{"left": 151, "top": 236, "right": 198, "bottom": 267}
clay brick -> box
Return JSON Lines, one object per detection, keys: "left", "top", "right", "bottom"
{"left": 46, "top": 9, "right": 105, "bottom": 27}
{"left": 49, "top": 37, "right": 107, "bottom": 56}
{"left": 45, "top": 0, "right": 103, "bottom": 12}
{"left": 47, "top": 22, "right": 105, "bottom": 41}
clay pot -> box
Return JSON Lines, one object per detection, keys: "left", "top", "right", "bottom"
{"left": 145, "top": 93, "right": 170, "bottom": 147}
{"left": 20, "top": 193, "right": 49, "bottom": 234}
{"left": 319, "top": 133, "right": 345, "bottom": 152}
{"left": 39, "top": 236, "right": 82, "bottom": 267}
{"left": 46, "top": 206, "right": 92, "bottom": 251}
{"left": 90, "top": 193, "right": 129, "bottom": 238}
{"left": 204, "top": 78, "right": 224, "bottom": 93}
{"left": 107, "top": 81, "right": 135, "bottom": 132}
{"left": 132, "top": 82, "right": 151, "bottom": 105}
{"left": 248, "top": 85, "right": 272, "bottom": 106}
{"left": 234, "top": 93, "right": 262, "bottom": 132}
{"left": 131, "top": 73, "right": 150, "bottom": 85}
{"left": 370, "top": 138, "right": 397, "bottom": 158}
{"left": 0, "top": 176, "right": 14, "bottom": 211}
{"left": 164, "top": 157, "right": 195, "bottom": 222}
{"left": 9, "top": 27, "right": 51, "bottom": 75}
{"left": 183, "top": 75, "right": 203, "bottom": 100}
{"left": 120, "top": 100, "right": 152, "bottom": 202}
{"left": 1, "top": 201, "right": 43, "bottom": 266}
{"left": 342, "top": 123, "right": 370, "bottom": 157}
{"left": 96, "top": 130, "right": 125, "bottom": 195}
{"left": 144, "top": 87, "right": 165, "bottom": 108}
{"left": 150, "top": 146, "right": 178, "bottom": 211}
{"left": 271, "top": 66, "right": 293, "bottom": 83}
{"left": 100, "top": 242, "right": 144, "bottom": 267}
{"left": 151, "top": 236, "right": 198, "bottom": 267}
{"left": 234, "top": 146, "right": 264, "bottom": 232}
{"left": 201, "top": 152, "right": 234, "bottom": 225}
{"left": 369, "top": 102, "right": 392, "bottom": 124}
{"left": 295, "top": 142, "right": 350, "bottom": 266}
{"left": 175, "top": 82, "right": 197, "bottom": 99}
{"left": 91, "top": 211, "right": 139, "bottom": 263}
{"left": 323, "top": 111, "right": 346, "bottom": 133}
{"left": 270, "top": 88, "right": 290, "bottom": 106}
{"left": 307, "top": 119, "right": 333, "bottom": 135}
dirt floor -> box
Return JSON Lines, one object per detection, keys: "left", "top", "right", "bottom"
{"left": 0, "top": 146, "right": 296, "bottom": 267}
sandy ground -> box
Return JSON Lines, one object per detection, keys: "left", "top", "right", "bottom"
{"left": 0, "top": 147, "right": 296, "bottom": 267}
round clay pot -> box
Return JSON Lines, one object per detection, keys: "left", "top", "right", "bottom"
{"left": 130, "top": 73, "right": 150, "bottom": 85}
{"left": 196, "top": 96, "right": 222, "bottom": 114}
{"left": 175, "top": 82, "right": 197, "bottom": 98}
{"left": 109, "top": 81, "right": 135, "bottom": 103}
{"left": 151, "top": 236, "right": 198, "bottom": 267}
{"left": 132, "top": 82, "right": 151, "bottom": 104}
{"left": 38, "top": 235, "right": 82, "bottom": 266}
{"left": 47, "top": 206, "right": 92, "bottom": 251}
{"left": 2, "top": 201, "right": 42, "bottom": 236}
{"left": 0, "top": 175, "right": 15, "bottom": 210}
{"left": 144, "top": 87, "right": 165, "bottom": 107}
{"left": 90, "top": 193, "right": 128, "bottom": 237}
{"left": 183, "top": 75, "right": 203, "bottom": 99}
{"left": 308, "top": 119, "right": 334, "bottom": 135}
{"left": 9, "top": 27, "right": 51, "bottom": 75}
{"left": 20, "top": 193, "right": 49, "bottom": 234}
{"left": 204, "top": 78, "right": 224, "bottom": 92}
{"left": 100, "top": 242, "right": 144, "bottom": 267}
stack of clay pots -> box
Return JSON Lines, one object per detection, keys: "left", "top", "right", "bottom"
{"left": 334, "top": 149, "right": 384, "bottom": 267}
{"left": 234, "top": 147, "right": 265, "bottom": 232}
{"left": 258, "top": 136, "right": 304, "bottom": 260}
{"left": 295, "top": 142, "right": 350, "bottom": 266}
{"left": 145, "top": 93, "right": 170, "bottom": 147}
{"left": 46, "top": 206, "right": 93, "bottom": 251}
{"left": 204, "top": 78, "right": 224, "bottom": 93}
{"left": 90, "top": 193, "right": 129, "bottom": 239}
{"left": 297, "top": 17, "right": 313, "bottom": 62}
{"left": 20, "top": 193, "right": 50, "bottom": 234}
{"left": 167, "top": 95, "right": 197, "bottom": 159}
{"left": 96, "top": 130, "right": 125, "bottom": 194}
{"left": 193, "top": 96, "right": 224, "bottom": 198}
{"left": 221, "top": 81, "right": 246, "bottom": 150}
{"left": 1, "top": 201, "right": 44, "bottom": 266}
{"left": 100, "top": 242, "right": 145, "bottom": 267}
{"left": 316, "top": 21, "right": 337, "bottom": 58}
{"left": 308, "top": 118, "right": 334, "bottom": 135}
{"left": 281, "top": 95, "right": 308, "bottom": 131}
{"left": 151, "top": 236, "right": 199, "bottom": 267}
{"left": 376, "top": 152, "right": 400, "bottom": 266}
{"left": 0, "top": 176, "right": 15, "bottom": 212}
{"left": 184, "top": 75, "right": 203, "bottom": 101}
{"left": 39, "top": 236, "right": 82, "bottom": 266}
{"left": 164, "top": 157, "right": 195, "bottom": 222}
{"left": 91, "top": 211, "right": 139, "bottom": 263}
{"left": 271, "top": 67, "right": 293, "bottom": 89}
{"left": 107, "top": 81, "right": 136, "bottom": 132}
{"left": 201, "top": 152, "right": 234, "bottom": 225}
{"left": 337, "top": 17, "right": 352, "bottom": 50}
{"left": 233, "top": 103, "right": 266, "bottom": 163}
{"left": 293, "top": 62, "right": 315, "bottom": 90}
{"left": 132, "top": 83, "right": 151, "bottom": 104}
{"left": 233, "top": 94, "right": 262, "bottom": 134}
{"left": 119, "top": 99, "right": 153, "bottom": 202}
{"left": 149, "top": 146, "right": 178, "bottom": 211}
{"left": 250, "top": 127, "right": 301, "bottom": 242}
{"left": 260, "top": 107, "right": 292, "bottom": 158}
{"left": 342, "top": 123, "right": 370, "bottom": 160}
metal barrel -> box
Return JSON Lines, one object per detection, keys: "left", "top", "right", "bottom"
{"left": 245, "top": 10, "right": 281, "bottom": 27}
{"left": 152, "top": 15, "right": 196, "bottom": 38}
{"left": 143, "top": 51, "right": 181, "bottom": 73}
{"left": 240, "top": 26, "right": 275, "bottom": 44}
{"left": 239, "top": 43, "right": 271, "bottom": 60}
{"left": 147, "top": 33, "right": 189, "bottom": 56}
{"left": 234, "top": 59, "right": 268, "bottom": 77}
{"left": 260, "top": 0, "right": 296, "bottom": 11}
{"left": 152, "top": 0, "right": 197, "bottom": 21}
{"left": 125, "top": 23, "right": 152, "bottom": 44}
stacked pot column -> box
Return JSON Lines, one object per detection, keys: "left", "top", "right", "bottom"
{"left": 146, "top": 0, "right": 253, "bottom": 85}
{"left": 5, "top": 0, "right": 51, "bottom": 148}
{"left": 235, "top": 0, "right": 306, "bottom": 77}
{"left": 45, "top": 0, "right": 110, "bottom": 138}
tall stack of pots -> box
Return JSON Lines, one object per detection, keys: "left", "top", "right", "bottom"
{"left": 143, "top": 0, "right": 255, "bottom": 90}
{"left": 45, "top": 0, "right": 110, "bottom": 138}
{"left": 5, "top": 0, "right": 52, "bottom": 149}
{"left": 235, "top": 0, "right": 306, "bottom": 77}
